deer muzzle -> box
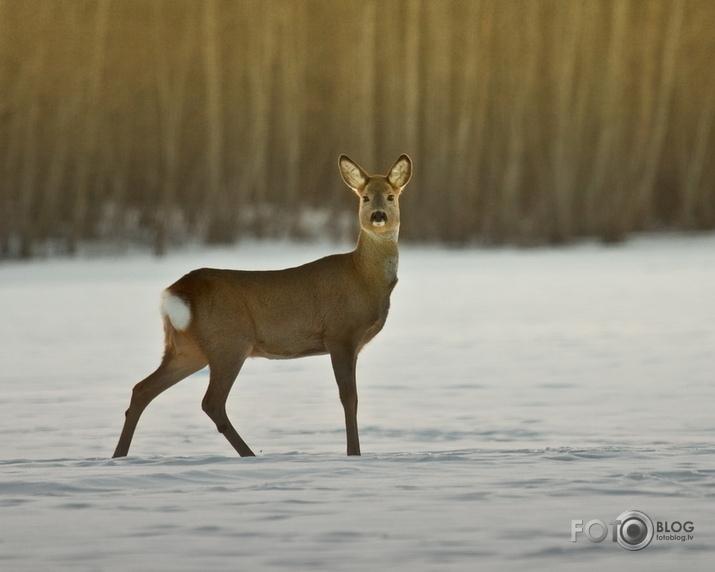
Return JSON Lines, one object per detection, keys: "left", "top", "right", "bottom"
{"left": 371, "top": 211, "right": 387, "bottom": 227}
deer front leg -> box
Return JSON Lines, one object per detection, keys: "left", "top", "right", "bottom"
{"left": 329, "top": 343, "right": 361, "bottom": 456}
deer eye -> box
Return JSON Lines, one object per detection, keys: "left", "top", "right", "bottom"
{"left": 387, "top": 195, "right": 395, "bottom": 202}
{"left": 362, "top": 196, "right": 370, "bottom": 203}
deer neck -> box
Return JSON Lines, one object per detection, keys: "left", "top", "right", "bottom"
{"left": 353, "top": 227, "right": 399, "bottom": 287}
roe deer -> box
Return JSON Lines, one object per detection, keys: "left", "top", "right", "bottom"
{"left": 112, "top": 154, "right": 412, "bottom": 458}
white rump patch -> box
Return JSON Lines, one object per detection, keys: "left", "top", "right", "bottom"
{"left": 161, "top": 291, "right": 191, "bottom": 331}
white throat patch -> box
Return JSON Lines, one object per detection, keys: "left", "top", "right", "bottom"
{"left": 384, "top": 257, "right": 398, "bottom": 282}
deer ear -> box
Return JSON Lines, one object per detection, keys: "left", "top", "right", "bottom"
{"left": 387, "top": 154, "right": 412, "bottom": 191}
{"left": 339, "top": 155, "right": 369, "bottom": 192}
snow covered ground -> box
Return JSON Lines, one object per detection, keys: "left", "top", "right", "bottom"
{"left": 1, "top": 235, "right": 714, "bottom": 570}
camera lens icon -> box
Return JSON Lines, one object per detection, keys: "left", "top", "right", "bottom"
{"left": 616, "top": 510, "right": 654, "bottom": 551}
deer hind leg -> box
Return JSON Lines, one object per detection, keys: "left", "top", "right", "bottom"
{"left": 329, "top": 343, "right": 361, "bottom": 456}
{"left": 112, "top": 346, "right": 207, "bottom": 458}
{"left": 202, "top": 347, "right": 255, "bottom": 457}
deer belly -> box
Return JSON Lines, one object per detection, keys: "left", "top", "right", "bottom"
{"left": 249, "top": 332, "right": 328, "bottom": 360}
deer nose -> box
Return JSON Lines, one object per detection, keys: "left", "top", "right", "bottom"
{"left": 371, "top": 211, "right": 387, "bottom": 224}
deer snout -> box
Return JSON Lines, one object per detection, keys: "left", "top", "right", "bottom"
{"left": 370, "top": 211, "right": 387, "bottom": 227}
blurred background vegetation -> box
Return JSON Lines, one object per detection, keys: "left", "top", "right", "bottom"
{"left": 1, "top": 0, "right": 714, "bottom": 258}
